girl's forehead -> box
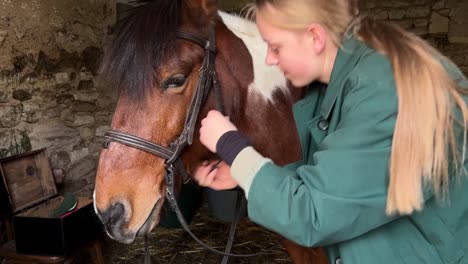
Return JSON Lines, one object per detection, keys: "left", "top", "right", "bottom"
{"left": 257, "top": 22, "right": 298, "bottom": 46}
{"left": 256, "top": 16, "right": 283, "bottom": 38}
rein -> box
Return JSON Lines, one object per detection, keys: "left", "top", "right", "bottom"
{"left": 103, "top": 26, "right": 261, "bottom": 263}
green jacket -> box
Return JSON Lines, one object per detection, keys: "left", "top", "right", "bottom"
{"left": 230, "top": 37, "right": 468, "bottom": 264}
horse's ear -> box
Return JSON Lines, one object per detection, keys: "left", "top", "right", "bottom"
{"left": 200, "top": 0, "right": 217, "bottom": 18}
{"left": 183, "top": 0, "right": 218, "bottom": 27}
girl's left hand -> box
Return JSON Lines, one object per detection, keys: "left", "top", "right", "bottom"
{"left": 193, "top": 160, "right": 238, "bottom": 190}
{"left": 199, "top": 110, "right": 238, "bottom": 153}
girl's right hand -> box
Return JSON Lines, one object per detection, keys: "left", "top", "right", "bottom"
{"left": 193, "top": 160, "right": 238, "bottom": 190}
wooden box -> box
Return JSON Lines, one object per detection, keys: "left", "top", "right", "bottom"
{"left": 0, "top": 149, "right": 102, "bottom": 256}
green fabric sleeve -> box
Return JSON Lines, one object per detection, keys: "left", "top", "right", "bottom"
{"left": 231, "top": 147, "right": 271, "bottom": 198}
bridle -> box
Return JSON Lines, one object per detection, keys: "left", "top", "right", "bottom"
{"left": 102, "top": 25, "right": 262, "bottom": 263}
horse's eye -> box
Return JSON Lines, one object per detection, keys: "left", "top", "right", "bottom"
{"left": 162, "top": 74, "right": 187, "bottom": 89}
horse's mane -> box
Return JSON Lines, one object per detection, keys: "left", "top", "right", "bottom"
{"left": 99, "top": 0, "right": 181, "bottom": 100}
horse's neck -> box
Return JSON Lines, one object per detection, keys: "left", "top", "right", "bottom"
{"left": 217, "top": 13, "right": 302, "bottom": 165}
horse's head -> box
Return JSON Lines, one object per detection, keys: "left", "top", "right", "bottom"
{"left": 94, "top": 0, "right": 302, "bottom": 244}
{"left": 93, "top": 0, "right": 258, "bottom": 243}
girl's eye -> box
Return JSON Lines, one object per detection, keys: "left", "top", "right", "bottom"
{"left": 271, "top": 46, "right": 280, "bottom": 55}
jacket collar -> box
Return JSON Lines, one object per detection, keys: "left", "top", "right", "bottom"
{"left": 320, "top": 36, "right": 369, "bottom": 119}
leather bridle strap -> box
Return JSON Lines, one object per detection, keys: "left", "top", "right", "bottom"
{"left": 103, "top": 130, "right": 173, "bottom": 160}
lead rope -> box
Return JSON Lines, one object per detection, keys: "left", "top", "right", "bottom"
{"left": 221, "top": 188, "right": 247, "bottom": 264}
{"left": 164, "top": 164, "right": 262, "bottom": 258}
{"left": 144, "top": 235, "right": 151, "bottom": 264}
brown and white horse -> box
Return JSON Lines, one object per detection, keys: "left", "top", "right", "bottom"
{"left": 94, "top": 0, "right": 327, "bottom": 263}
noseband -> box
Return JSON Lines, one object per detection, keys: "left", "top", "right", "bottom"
{"left": 102, "top": 26, "right": 261, "bottom": 262}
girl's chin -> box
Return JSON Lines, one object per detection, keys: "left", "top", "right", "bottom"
{"left": 289, "top": 78, "right": 309, "bottom": 88}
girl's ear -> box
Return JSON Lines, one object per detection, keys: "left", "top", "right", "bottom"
{"left": 305, "top": 23, "right": 327, "bottom": 55}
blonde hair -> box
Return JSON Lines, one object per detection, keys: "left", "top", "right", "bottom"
{"left": 249, "top": 0, "right": 468, "bottom": 215}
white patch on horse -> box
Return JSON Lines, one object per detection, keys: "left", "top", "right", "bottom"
{"left": 219, "top": 12, "right": 288, "bottom": 101}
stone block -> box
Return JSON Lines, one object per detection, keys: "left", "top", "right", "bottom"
{"left": 95, "top": 125, "right": 110, "bottom": 137}
{"left": 0, "top": 30, "right": 7, "bottom": 46}
{"left": 55, "top": 72, "right": 70, "bottom": 84}
{"left": 12, "top": 89, "right": 32, "bottom": 101}
{"left": 57, "top": 94, "right": 75, "bottom": 105}
{"left": 28, "top": 119, "right": 81, "bottom": 152}
{"left": 374, "top": 9, "right": 389, "bottom": 20}
{"left": 414, "top": 18, "right": 429, "bottom": 27}
{"left": 406, "top": 6, "right": 431, "bottom": 18}
{"left": 451, "top": 2, "right": 468, "bottom": 21}
{"left": 445, "top": 0, "right": 459, "bottom": 8}
{"left": 0, "top": 103, "right": 22, "bottom": 128}
{"left": 96, "top": 96, "right": 115, "bottom": 109}
{"left": 71, "top": 100, "right": 97, "bottom": 112}
{"left": 66, "top": 156, "right": 97, "bottom": 181}
{"left": 80, "top": 127, "right": 95, "bottom": 140}
{"left": 414, "top": 0, "right": 431, "bottom": 5}
{"left": 432, "top": 0, "right": 446, "bottom": 10}
{"left": 449, "top": 21, "right": 468, "bottom": 43}
{"left": 429, "top": 12, "right": 449, "bottom": 33}
{"left": 50, "top": 150, "right": 72, "bottom": 168}
{"left": 380, "top": 1, "right": 410, "bottom": 8}
{"left": 22, "top": 101, "right": 40, "bottom": 123}
{"left": 360, "top": 1, "right": 377, "bottom": 9}
{"left": 413, "top": 26, "right": 429, "bottom": 35}
{"left": 79, "top": 71, "right": 94, "bottom": 81}
{"left": 78, "top": 80, "right": 94, "bottom": 90}
{"left": 438, "top": 8, "right": 451, "bottom": 16}
{"left": 0, "top": 89, "right": 9, "bottom": 103}
{"left": 74, "top": 91, "right": 100, "bottom": 102}
{"left": 0, "top": 129, "right": 32, "bottom": 159}
{"left": 42, "top": 106, "right": 61, "bottom": 119}
{"left": 61, "top": 109, "right": 76, "bottom": 126}
{"left": 394, "top": 20, "right": 414, "bottom": 30}
{"left": 389, "top": 9, "right": 406, "bottom": 19}
{"left": 73, "top": 113, "right": 95, "bottom": 127}
{"left": 95, "top": 111, "right": 113, "bottom": 122}
{"left": 70, "top": 148, "right": 90, "bottom": 165}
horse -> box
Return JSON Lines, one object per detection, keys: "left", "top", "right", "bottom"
{"left": 93, "top": 0, "right": 328, "bottom": 263}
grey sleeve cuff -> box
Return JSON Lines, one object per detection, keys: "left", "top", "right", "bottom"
{"left": 230, "top": 146, "right": 272, "bottom": 199}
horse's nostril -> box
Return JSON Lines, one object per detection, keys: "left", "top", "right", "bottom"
{"left": 109, "top": 203, "right": 125, "bottom": 223}
{"left": 101, "top": 202, "right": 126, "bottom": 226}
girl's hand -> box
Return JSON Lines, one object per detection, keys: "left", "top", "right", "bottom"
{"left": 193, "top": 160, "right": 238, "bottom": 190}
{"left": 199, "top": 110, "right": 238, "bottom": 153}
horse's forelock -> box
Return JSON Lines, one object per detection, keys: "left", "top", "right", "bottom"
{"left": 99, "top": 0, "right": 182, "bottom": 100}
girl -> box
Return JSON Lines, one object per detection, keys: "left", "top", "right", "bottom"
{"left": 196, "top": 0, "right": 468, "bottom": 263}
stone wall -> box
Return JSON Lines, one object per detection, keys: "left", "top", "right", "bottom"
{"left": 359, "top": 0, "right": 468, "bottom": 75}
{"left": 0, "top": 0, "right": 116, "bottom": 196}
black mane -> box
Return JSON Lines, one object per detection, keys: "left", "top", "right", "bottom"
{"left": 99, "top": 0, "right": 181, "bottom": 99}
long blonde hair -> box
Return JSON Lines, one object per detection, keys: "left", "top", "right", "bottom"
{"left": 250, "top": 0, "right": 468, "bottom": 215}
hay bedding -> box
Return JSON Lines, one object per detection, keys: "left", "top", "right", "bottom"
{"left": 91, "top": 203, "right": 291, "bottom": 264}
